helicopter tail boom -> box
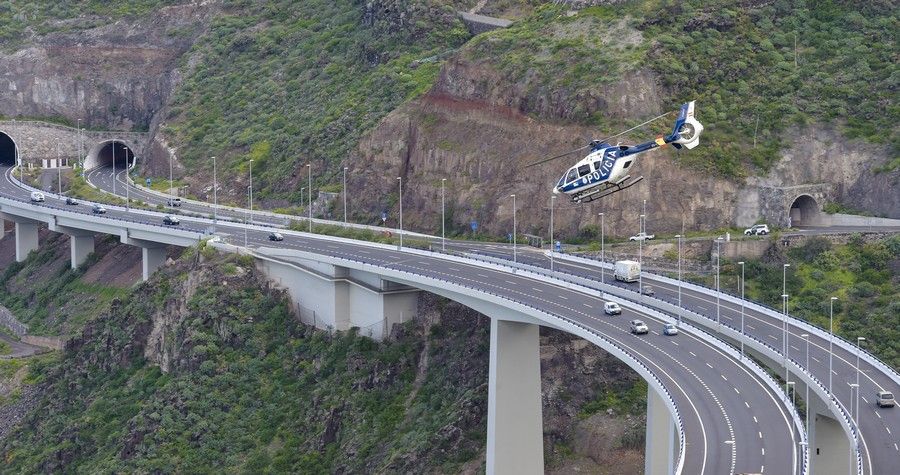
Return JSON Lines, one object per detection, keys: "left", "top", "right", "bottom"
{"left": 668, "top": 101, "right": 703, "bottom": 149}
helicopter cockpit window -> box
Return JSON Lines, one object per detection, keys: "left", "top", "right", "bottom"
{"left": 565, "top": 168, "right": 578, "bottom": 184}
{"left": 577, "top": 164, "right": 591, "bottom": 177}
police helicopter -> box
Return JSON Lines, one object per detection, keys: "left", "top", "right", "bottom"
{"left": 528, "top": 101, "right": 703, "bottom": 203}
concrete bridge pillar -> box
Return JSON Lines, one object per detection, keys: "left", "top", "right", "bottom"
{"left": 141, "top": 245, "right": 167, "bottom": 281}
{"left": 808, "top": 396, "right": 854, "bottom": 475}
{"left": 15, "top": 222, "right": 39, "bottom": 262}
{"left": 48, "top": 223, "right": 95, "bottom": 269}
{"left": 486, "top": 319, "right": 543, "bottom": 475}
{"left": 645, "top": 387, "right": 677, "bottom": 475}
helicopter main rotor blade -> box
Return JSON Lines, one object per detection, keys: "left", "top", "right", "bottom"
{"left": 525, "top": 144, "right": 591, "bottom": 168}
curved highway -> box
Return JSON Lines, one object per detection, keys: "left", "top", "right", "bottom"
{"left": 20, "top": 165, "right": 808, "bottom": 474}
{"left": 448, "top": 239, "right": 900, "bottom": 475}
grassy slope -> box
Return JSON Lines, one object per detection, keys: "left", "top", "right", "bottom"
{"left": 0, "top": 234, "right": 130, "bottom": 336}
{"left": 690, "top": 235, "right": 900, "bottom": 369}
{"left": 163, "top": 0, "right": 471, "bottom": 203}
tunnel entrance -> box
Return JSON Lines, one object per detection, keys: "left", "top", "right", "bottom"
{"left": 789, "top": 195, "right": 820, "bottom": 226}
{"left": 0, "top": 132, "right": 17, "bottom": 166}
{"left": 95, "top": 141, "right": 135, "bottom": 169}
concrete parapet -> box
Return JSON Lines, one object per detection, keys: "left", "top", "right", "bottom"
{"left": 645, "top": 387, "right": 677, "bottom": 475}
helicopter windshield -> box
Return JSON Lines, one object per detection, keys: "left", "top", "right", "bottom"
{"left": 563, "top": 167, "right": 578, "bottom": 185}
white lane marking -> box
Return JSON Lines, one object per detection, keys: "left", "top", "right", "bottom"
{"left": 768, "top": 335, "right": 778, "bottom": 340}
{"left": 887, "top": 427, "right": 892, "bottom": 435}
{"left": 706, "top": 363, "right": 713, "bottom": 369}
{"left": 448, "top": 267, "right": 460, "bottom": 271}
{"left": 760, "top": 465, "right": 764, "bottom": 473}
{"left": 862, "top": 396, "right": 869, "bottom": 404}
{"left": 753, "top": 416, "right": 758, "bottom": 423}
{"left": 651, "top": 331, "right": 659, "bottom": 336}
{"left": 532, "top": 287, "right": 543, "bottom": 293}
{"left": 746, "top": 324, "right": 755, "bottom": 330}
{"left": 758, "top": 431, "right": 762, "bottom": 438}
{"left": 721, "top": 374, "right": 728, "bottom": 381}
{"left": 583, "top": 303, "right": 593, "bottom": 309}
{"left": 690, "top": 351, "right": 697, "bottom": 357}
{"left": 875, "top": 411, "right": 881, "bottom": 419}
{"left": 761, "top": 447, "right": 765, "bottom": 456}
{"left": 697, "top": 305, "right": 707, "bottom": 310}
{"left": 735, "top": 387, "right": 740, "bottom": 395}
{"left": 671, "top": 341, "right": 679, "bottom": 346}
{"left": 505, "top": 280, "right": 517, "bottom": 285}
{"left": 791, "top": 345, "right": 800, "bottom": 351}
{"left": 745, "top": 401, "right": 750, "bottom": 408}
{"left": 894, "top": 443, "right": 898, "bottom": 451}
{"left": 477, "top": 273, "right": 488, "bottom": 278}
{"left": 558, "top": 295, "right": 568, "bottom": 300}
{"left": 811, "top": 356, "right": 821, "bottom": 363}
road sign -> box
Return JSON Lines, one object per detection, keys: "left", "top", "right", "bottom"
{"left": 381, "top": 211, "right": 387, "bottom": 223}
{"left": 145, "top": 178, "right": 151, "bottom": 186}
{"left": 555, "top": 240, "right": 561, "bottom": 252}
{"left": 470, "top": 220, "right": 478, "bottom": 232}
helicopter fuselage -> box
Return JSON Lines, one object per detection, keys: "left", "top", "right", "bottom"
{"left": 553, "top": 144, "right": 635, "bottom": 197}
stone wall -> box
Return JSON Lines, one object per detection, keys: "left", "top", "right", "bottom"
{"left": 0, "top": 305, "right": 26, "bottom": 337}
{"left": 0, "top": 120, "right": 148, "bottom": 167}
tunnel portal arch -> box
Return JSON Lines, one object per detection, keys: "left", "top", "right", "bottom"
{"left": 789, "top": 194, "right": 821, "bottom": 226}
{"left": 0, "top": 130, "right": 18, "bottom": 166}
{"left": 85, "top": 140, "right": 137, "bottom": 170}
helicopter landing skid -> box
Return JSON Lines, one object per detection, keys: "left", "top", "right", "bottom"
{"left": 573, "top": 176, "right": 644, "bottom": 203}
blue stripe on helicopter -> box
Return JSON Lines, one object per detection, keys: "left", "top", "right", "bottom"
{"left": 560, "top": 151, "right": 618, "bottom": 193}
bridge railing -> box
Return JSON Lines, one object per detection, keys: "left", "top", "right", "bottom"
{"left": 244, "top": 246, "right": 688, "bottom": 475}
{"left": 552, "top": 252, "right": 900, "bottom": 388}
{"left": 447, "top": 250, "right": 813, "bottom": 474}
{"left": 457, "top": 250, "right": 868, "bottom": 475}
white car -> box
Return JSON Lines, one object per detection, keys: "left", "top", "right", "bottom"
{"left": 630, "top": 319, "right": 649, "bottom": 334}
{"left": 629, "top": 232, "right": 655, "bottom": 241}
{"left": 663, "top": 323, "right": 679, "bottom": 336}
{"left": 744, "top": 224, "right": 770, "bottom": 235}
{"left": 604, "top": 302, "right": 622, "bottom": 315}
{"left": 30, "top": 191, "right": 45, "bottom": 202}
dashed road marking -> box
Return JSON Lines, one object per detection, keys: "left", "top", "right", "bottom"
{"left": 758, "top": 431, "right": 762, "bottom": 438}
{"left": 583, "top": 303, "right": 593, "bottom": 308}
{"left": 735, "top": 387, "right": 741, "bottom": 395}
{"left": 768, "top": 335, "right": 778, "bottom": 340}
{"left": 706, "top": 363, "right": 713, "bottom": 369}
{"left": 690, "top": 351, "right": 697, "bottom": 357}
{"left": 876, "top": 411, "right": 881, "bottom": 419}
{"left": 533, "top": 287, "right": 543, "bottom": 293}
{"left": 558, "top": 295, "right": 568, "bottom": 300}
{"left": 671, "top": 341, "right": 679, "bottom": 346}
{"left": 811, "top": 356, "right": 821, "bottom": 363}
{"left": 745, "top": 401, "right": 750, "bottom": 408}
{"left": 746, "top": 324, "right": 755, "bottom": 330}
{"left": 721, "top": 374, "right": 728, "bottom": 381}
{"left": 754, "top": 416, "right": 758, "bottom": 423}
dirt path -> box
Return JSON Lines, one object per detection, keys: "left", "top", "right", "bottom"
{"left": 0, "top": 333, "right": 44, "bottom": 359}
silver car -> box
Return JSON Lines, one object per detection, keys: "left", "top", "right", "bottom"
{"left": 663, "top": 323, "right": 679, "bottom": 336}
{"left": 630, "top": 319, "right": 649, "bottom": 335}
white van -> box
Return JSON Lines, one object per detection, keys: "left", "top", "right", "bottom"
{"left": 30, "top": 191, "right": 45, "bottom": 202}
{"left": 615, "top": 260, "right": 641, "bottom": 283}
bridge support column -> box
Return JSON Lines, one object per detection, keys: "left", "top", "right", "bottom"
{"left": 69, "top": 234, "right": 95, "bottom": 269}
{"left": 645, "top": 387, "right": 676, "bottom": 475}
{"left": 486, "top": 319, "right": 543, "bottom": 475}
{"left": 141, "top": 246, "right": 167, "bottom": 281}
{"left": 808, "top": 396, "right": 853, "bottom": 475}
{"left": 14, "top": 222, "right": 39, "bottom": 262}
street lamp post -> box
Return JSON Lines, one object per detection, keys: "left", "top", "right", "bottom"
{"left": 783, "top": 263, "right": 790, "bottom": 356}
{"left": 511, "top": 194, "right": 517, "bottom": 263}
{"left": 850, "top": 383, "right": 859, "bottom": 423}
{"left": 739, "top": 261, "right": 745, "bottom": 358}
{"left": 125, "top": 147, "right": 131, "bottom": 211}
{"left": 549, "top": 195, "right": 555, "bottom": 272}
{"left": 829, "top": 296, "right": 837, "bottom": 393}
{"left": 787, "top": 381, "right": 796, "bottom": 408}
{"left": 677, "top": 234, "right": 683, "bottom": 327}
{"left": 716, "top": 237, "right": 722, "bottom": 330}
{"left": 244, "top": 185, "right": 250, "bottom": 247}
{"left": 397, "top": 177, "right": 403, "bottom": 249}
{"left": 169, "top": 150, "right": 173, "bottom": 196}
{"left": 639, "top": 214, "right": 645, "bottom": 295}
{"left": 343, "top": 166, "right": 348, "bottom": 224}
{"left": 803, "top": 333, "right": 810, "bottom": 429}
{"left": 784, "top": 293, "right": 790, "bottom": 384}
{"left": 441, "top": 178, "right": 446, "bottom": 251}
{"left": 212, "top": 156, "right": 218, "bottom": 228}
{"left": 600, "top": 212, "right": 605, "bottom": 285}
{"left": 307, "top": 163, "right": 312, "bottom": 233}
{"left": 856, "top": 337, "right": 866, "bottom": 425}
{"left": 248, "top": 159, "right": 254, "bottom": 225}
{"left": 56, "top": 143, "right": 62, "bottom": 198}
{"left": 112, "top": 142, "right": 117, "bottom": 196}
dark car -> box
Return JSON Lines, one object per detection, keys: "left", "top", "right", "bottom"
{"left": 641, "top": 285, "right": 655, "bottom": 296}
{"left": 166, "top": 198, "right": 182, "bottom": 207}
{"left": 268, "top": 232, "right": 284, "bottom": 242}
{"left": 163, "top": 215, "right": 181, "bottom": 226}
{"left": 65, "top": 197, "right": 79, "bottom": 205}
{"left": 92, "top": 204, "right": 107, "bottom": 214}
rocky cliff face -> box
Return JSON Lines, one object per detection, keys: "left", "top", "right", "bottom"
{"left": 0, "top": 3, "right": 216, "bottom": 131}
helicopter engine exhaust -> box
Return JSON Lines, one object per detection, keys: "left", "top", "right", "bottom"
{"left": 671, "top": 101, "right": 703, "bottom": 149}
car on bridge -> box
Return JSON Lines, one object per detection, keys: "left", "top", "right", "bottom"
{"left": 641, "top": 285, "right": 655, "bottom": 296}
{"left": 162, "top": 215, "right": 181, "bottom": 226}
{"left": 663, "top": 323, "right": 679, "bottom": 336}
{"left": 629, "top": 319, "right": 649, "bottom": 334}
{"left": 876, "top": 390, "right": 895, "bottom": 408}
{"left": 65, "top": 197, "right": 78, "bottom": 206}
{"left": 603, "top": 302, "right": 621, "bottom": 315}
{"left": 166, "top": 198, "right": 182, "bottom": 207}
{"left": 268, "top": 232, "right": 284, "bottom": 242}
{"left": 91, "top": 204, "right": 107, "bottom": 214}
{"left": 744, "top": 224, "right": 770, "bottom": 235}
{"left": 629, "top": 232, "right": 654, "bottom": 241}
{"left": 30, "top": 191, "right": 45, "bottom": 202}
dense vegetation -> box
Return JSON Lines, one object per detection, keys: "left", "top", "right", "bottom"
{"left": 0, "top": 251, "right": 490, "bottom": 473}
{"left": 164, "top": 0, "right": 471, "bottom": 203}
{"left": 0, "top": 0, "right": 180, "bottom": 51}
{"left": 0, "top": 234, "right": 129, "bottom": 336}
{"left": 462, "top": 1, "right": 897, "bottom": 178}
{"left": 707, "top": 235, "right": 900, "bottom": 369}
